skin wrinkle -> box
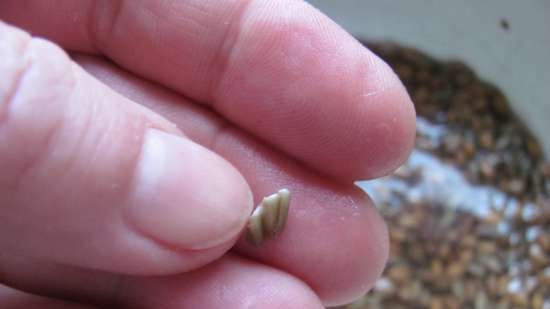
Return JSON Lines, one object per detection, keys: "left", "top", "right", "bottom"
{"left": 206, "top": 0, "right": 252, "bottom": 105}
{"left": 5, "top": 44, "right": 75, "bottom": 197}
{"left": 60, "top": 70, "right": 106, "bottom": 186}
{"left": 212, "top": 0, "right": 292, "bottom": 111}
{"left": 35, "top": 69, "right": 121, "bottom": 210}
{"left": 0, "top": 28, "right": 31, "bottom": 129}
{"left": 0, "top": 285, "right": 98, "bottom": 309}
{"left": 88, "top": 0, "right": 125, "bottom": 53}
{"left": 0, "top": 253, "right": 123, "bottom": 308}
{"left": 203, "top": 120, "right": 233, "bottom": 158}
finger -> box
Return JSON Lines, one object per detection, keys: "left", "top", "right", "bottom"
{"left": 0, "top": 0, "right": 416, "bottom": 180}
{"left": 77, "top": 54, "right": 389, "bottom": 306}
{"left": 0, "top": 254, "right": 324, "bottom": 309}
{"left": 0, "top": 22, "right": 252, "bottom": 274}
{"left": 0, "top": 285, "right": 102, "bottom": 309}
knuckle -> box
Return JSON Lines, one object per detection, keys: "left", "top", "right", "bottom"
{"left": 0, "top": 36, "right": 76, "bottom": 189}
{"left": 0, "top": 23, "right": 31, "bottom": 128}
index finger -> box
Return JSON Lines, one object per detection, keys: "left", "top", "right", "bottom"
{"left": 0, "top": 0, "right": 415, "bottom": 180}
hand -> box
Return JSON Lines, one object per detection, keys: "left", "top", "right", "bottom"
{"left": 0, "top": 1, "right": 415, "bottom": 308}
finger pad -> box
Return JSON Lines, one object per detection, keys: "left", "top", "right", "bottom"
{"left": 237, "top": 187, "right": 388, "bottom": 306}
{"left": 217, "top": 132, "right": 389, "bottom": 305}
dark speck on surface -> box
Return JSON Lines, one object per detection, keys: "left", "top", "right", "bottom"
{"left": 500, "top": 18, "right": 510, "bottom": 31}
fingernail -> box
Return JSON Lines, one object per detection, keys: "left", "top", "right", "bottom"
{"left": 125, "top": 129, "right": 253, "bottom": 250}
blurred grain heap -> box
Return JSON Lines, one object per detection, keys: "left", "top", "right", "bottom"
{"left": 336, "top": 42, "right": 550, "bottom": 309}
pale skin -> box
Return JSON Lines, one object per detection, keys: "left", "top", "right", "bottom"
{"left": 0, "top": 1, "right": 416, "bottom": 308}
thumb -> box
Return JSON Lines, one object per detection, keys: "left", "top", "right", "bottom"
{"left": 0, "top": 22, "right": 252, "bottom": 274}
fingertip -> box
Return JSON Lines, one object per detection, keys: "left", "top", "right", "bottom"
{"left": 352, "top": 53, "right": 417, "bottom": 179}
{"left": 311, "top": 190, "right": 390, "bottom": 306}
{"left": 323, "top": 192, "right": 390, "bottom": 306}
{"left": 234, "top": 180, "right": 389, "bottom": 306}
{"left": 125, "top": 129, "right": 254, "bottom": 250}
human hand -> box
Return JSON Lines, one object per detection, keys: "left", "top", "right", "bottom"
{"left": 0, "top": 1, "right": 415, "bottom": 308}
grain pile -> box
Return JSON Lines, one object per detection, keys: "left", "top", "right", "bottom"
{"left": 335, "top": 42, "right": 550, "bottom": 309}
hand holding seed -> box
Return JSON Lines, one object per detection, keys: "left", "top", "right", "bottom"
{"left": 0, "top": 1, "right": 415, "bottom": 309}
